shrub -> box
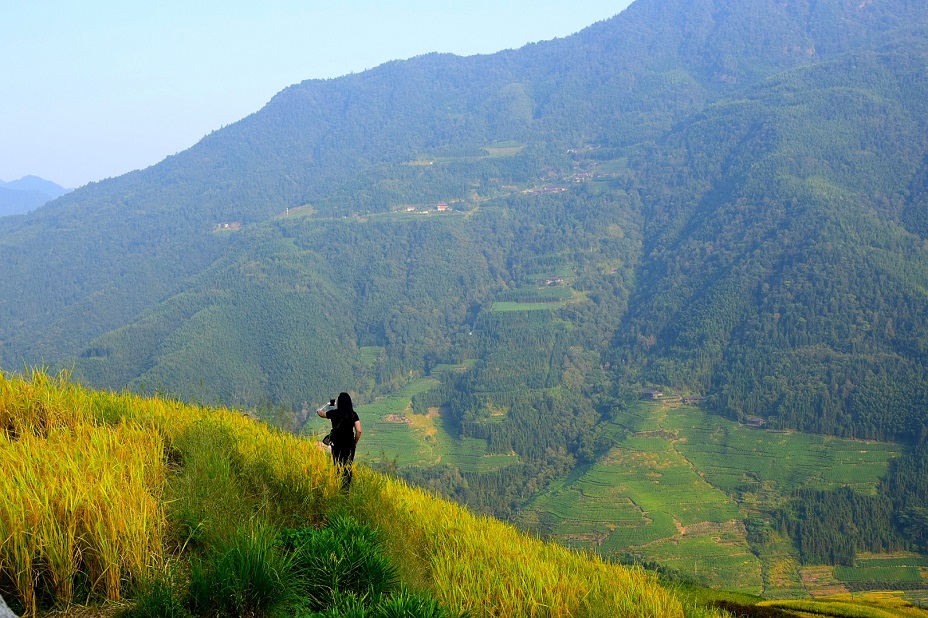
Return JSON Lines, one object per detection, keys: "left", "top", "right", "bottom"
{"left": 372, "top": 588, "right": 458, "bottom": 618}
{"left": 186, "top": 525, "right": 291, "bottom": 618}
{"left": 282, "top": 514, "right": 398, "bottom": 613}
{"left": 119, "top": 577, "right": 190, "bottom": 618}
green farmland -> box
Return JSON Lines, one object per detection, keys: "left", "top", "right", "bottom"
{"left": 490, "top": 301, "right": 566, "bottom": 312}
{"left": 307, "top": 375, "right": 518, "bottom": 472}
{"left": 670, "top": 407, "right": 900, "bottom": 497}
{"left": 524, "top": 400, "right": 906, "bottom": 596}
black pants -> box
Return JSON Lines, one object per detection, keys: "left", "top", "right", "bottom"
{"left": 331, "top": 441, "right": 356, "bottom": 490}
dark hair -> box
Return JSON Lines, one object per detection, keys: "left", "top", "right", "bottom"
{"left": 336, "top": 392, "right": 354, "bottom": 414}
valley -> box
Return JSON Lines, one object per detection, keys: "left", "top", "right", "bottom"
{"left": 322, "top": 383, "right": 925, "bottom": 600}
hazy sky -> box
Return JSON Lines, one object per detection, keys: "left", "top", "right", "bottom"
{"left": 1, "top": 1, "right": 634, "bottom": 189}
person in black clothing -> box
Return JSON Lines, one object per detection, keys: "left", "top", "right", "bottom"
{"left": 317, "top": 391, "right": 362, "bottom": 489}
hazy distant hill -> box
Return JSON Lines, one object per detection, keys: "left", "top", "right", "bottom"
{"left": 1, "top": 0, "right": 928, "bottom": 563}
{"left": 0, "top": 175, "right": 70, "bottom": 216}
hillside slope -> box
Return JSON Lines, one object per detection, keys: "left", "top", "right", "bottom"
{"left": 0, "top": 370, "right": 703, "bottom": 617}
{"left": 1, "top": 0, "right": 928, "bottom": 575}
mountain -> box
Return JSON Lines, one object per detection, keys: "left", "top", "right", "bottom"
{"left": 0, "top": 175, "right": 70, "bottom": 216}
{"left": 13, "top": 371, "right": 916, "bottom": 617}
{"left": 1, "top": 0, "right": 924, "bottom": 414}
{"left": 1, "top": 175, "right": 71, "bottom": 197}
{"left": 2, "top": 0, "right": 928, "bottom": 571}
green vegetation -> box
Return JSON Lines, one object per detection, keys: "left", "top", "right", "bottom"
{"left": 519, "top": 401, "right": 921, "bottom": 596}
{"left": 2, "top": 0, "right": 928, "bottom": 602}
{"left": 669, "top": 407, "right": 899, "bottom": 496}
{"left": 490, "top": 300, "right": 567, "bottom": 312}
{"left": 835, "top": 566, "right": 923, "bottom": 584}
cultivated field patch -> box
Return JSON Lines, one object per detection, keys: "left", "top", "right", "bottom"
{"left": 667, "top": 406, "right": 900, "bottom": 497}
{"left": 334, "top": 377, "right": 518, "bottom": 472}
{"left": 526, "top": 406, "right": 759, "bottom": 591}
{"left": 525, "top": 400, "right": 906, "bottom": 595}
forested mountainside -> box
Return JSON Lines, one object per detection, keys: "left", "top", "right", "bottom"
{"left": 2, "top": 0, "right": 928, "bottom": 569}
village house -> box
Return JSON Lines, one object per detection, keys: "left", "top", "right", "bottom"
{"left": 214, "top": 222, "right": 242, "bottom": 231}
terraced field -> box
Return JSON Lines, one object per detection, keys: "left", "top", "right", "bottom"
{"left": 670, "top": 407, "right": 900, "bottom": 497}
{"left": 524, "top": 400, "right": 906, "bottom": 595}
{"left": 527, "top": 410, "right": 762, "bottom": 592}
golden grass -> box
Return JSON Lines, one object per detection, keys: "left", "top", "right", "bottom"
{"left": 357, "top": 470, "right": 685, "bottom": 617}
{"left": 759, "top": 593, "right": 928, "bottom": 618}
{"left": 1, "top": 370, "right": 706, "bottom": 617}
{"left": 0, "top": 373, "right": 165, "bottom": 614}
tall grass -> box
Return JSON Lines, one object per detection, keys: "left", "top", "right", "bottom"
{"left": 186, "top": 524, "right": 291, "bottom": 618}
{"left": 350, "top": 471, "right": 686, "bottom": 617}
{"left": 0, "top": 370, "right": 718, "bottom": 617}
{"left": 0, "top": 372, "right": 165, "bottom": 614}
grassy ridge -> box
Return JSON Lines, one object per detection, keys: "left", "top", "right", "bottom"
{"left": 759, "top": 593, "right": 928, "bottom": 618}
{"left": 0, "top": 370, "right": 704, "bottom": 617}
{"left": 0, "top": 370, "right": 342, "bottom": 616}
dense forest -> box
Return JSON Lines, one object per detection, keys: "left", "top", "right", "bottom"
{"left": 2, "top": 0, "right": 928, "bottom": 571}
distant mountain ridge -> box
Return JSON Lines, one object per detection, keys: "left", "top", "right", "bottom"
{"left": 0, "top": 175, "right": 70, "bottom": 216}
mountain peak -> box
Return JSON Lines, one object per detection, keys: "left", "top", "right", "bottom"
{"left": 0, "top": 175, "right": 71, "bottom": 217}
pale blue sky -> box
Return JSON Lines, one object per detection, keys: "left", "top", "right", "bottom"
{"left": 1, "top": 1, "right": 634, "bottom": 189}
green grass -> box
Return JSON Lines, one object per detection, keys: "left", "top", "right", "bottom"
{"left": 430, "top": 359, "right": 477, "bottom": 374}
{"left": 527, "top": 266, "right": 575, "bottom": 281}
{"left": 490, "top": 300, "right": 566, "bottom": 312}
{"left": 525, "top": 409, "right": 756, "bottom": 591}
{"left": 643, "top": 535, "right": 763, "bottom": 592}
{"left": 359, "top": 346, "right": 383, "bottom": 366}
{"left": 484, "top": 145, "right": 525, "bottom": 157}
{"left": 603, "top": 512, "right": 680, "bottom": 551}
{"left": 498, "top": 286, "right": 574, "bottom": 302}
{"left": 835, "top": 566, "right": 924, "bottom": 583}
{"left": 612, "top": 401, "right": 669, "bottom": 433}
{"left": 829, "top": 554, "right": 928, "bottom": 593}
{"left": 593, "top": 157, "right": 629, "bottom": 174}
{"left": 856, "top": 556, "right": 928, "bottom": 568}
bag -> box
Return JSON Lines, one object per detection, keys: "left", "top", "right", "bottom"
{"left": 323, "top": 407, "right": 349, "bottom": 447}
